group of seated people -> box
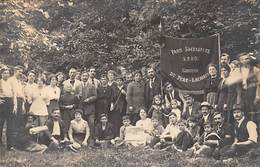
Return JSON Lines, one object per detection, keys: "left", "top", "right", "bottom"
{"left": 0, "top": 52, "right": 259, "bottom": 160}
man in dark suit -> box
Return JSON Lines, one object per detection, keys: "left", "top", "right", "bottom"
{"left": 211, "top": 112, "right": 234, "bottom": 159}
{"left": 79, "top": 71, "right": 98, "bottom": 145}
{"left": 164, "top": 82, "right": 182, "bottom": 110}
{"left": 144, "top": 68, "right": 162, "bottom": 110}
{"left": 181, "top": 94, "right": 201, "bottom": 120}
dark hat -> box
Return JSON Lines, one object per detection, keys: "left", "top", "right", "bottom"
{"left": 0, "top": 67, "right": 10, "bottom": 73}
{"left": 183, "top": 93, "right": 192, "bottom": 99}
{"left": 14, "top": 65, "right": 24, "bottom": 71}
{"left": 164, "top": 82, "right": 172, "bottom": 87}
{"left": 100, "top": 113, "right": 108, "bottom": 119}
{"left": 200, "top": 102, "right": 213, "bottom": 109}
{"left": 168, "top": 112, "right": 177, "bottom": 117}
{"left": 74, "top": 109, "right": 83, "bottom": 115}
{"left": 231, "top": 104, "right": 242, "bottom": 112}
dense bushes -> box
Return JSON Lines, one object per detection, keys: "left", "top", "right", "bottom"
{"left": 0, "top": 0, "right": 259, "bottom": 73}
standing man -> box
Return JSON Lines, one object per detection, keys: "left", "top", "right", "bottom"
{"left": 80, "top": 71, "right": 98, "bottom": 146}
{"left": 87, "top": 67, "right": 101, "bottom": 88}
{"left": 63, "top": 68, "right": 81, "bottom": 95}
{"left": 9, "top": 66, "right": 25, "bottom": 127}
{"left": 238, "top": 52, "right": 260, "bottom": 120}
{"left": 220, "top": 53, "right": 231, "bottom": 67}
{"left": 0, "top": 68, "right": 17, "bottom": 150}
{"left": 144, "top": 68, "right": 162, "bottom": 110}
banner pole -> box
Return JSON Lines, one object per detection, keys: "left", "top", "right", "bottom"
{"left": 217, "top": 33, "right": 221, "bottom": 73}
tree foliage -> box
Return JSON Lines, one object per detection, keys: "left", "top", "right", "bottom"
{"left": 0, "top": 0, "right": 259, "bottom": 73}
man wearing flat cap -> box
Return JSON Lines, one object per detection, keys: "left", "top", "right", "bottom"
{"left": 198, "top": 101, "right": 214, "bottom": 135}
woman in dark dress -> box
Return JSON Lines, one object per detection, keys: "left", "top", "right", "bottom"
{"left": 110, "top": 76, "right": 127, "bottom": 137}
{"left": 204, "top": 64, "right": 221, "bottom": 108}
{"left": 126, "top": 70, "right": 146, "bottom": 125}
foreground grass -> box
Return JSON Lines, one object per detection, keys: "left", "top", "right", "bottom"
{"left": 0, "top": 146, "right": 260, "bottom": 167}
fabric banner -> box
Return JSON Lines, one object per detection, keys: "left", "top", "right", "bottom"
{"left": 160, "top": 34, "right": 220, "bottom": 92}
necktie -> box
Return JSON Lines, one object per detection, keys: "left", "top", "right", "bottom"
{"left": 92, "top": 78, "right": 95, "bottom": 85}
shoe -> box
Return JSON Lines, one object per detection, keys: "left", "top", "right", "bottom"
{"left": 7, "top": 147, "right": 16, "bottom": 151}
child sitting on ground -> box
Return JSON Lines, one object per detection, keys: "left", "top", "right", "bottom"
{"left": 112, "top": 115, "right": 133, "bottom": 146}
{"left": 154, "top": 112, "right": 180, "bottom": 149}
{"left": 94, "top": 114, "right": 115, "bottom": 148}
{"left": 147, "top": 117, "right": 165, "bottom": 148}
{"left": 173, "top": 119, "right": 193, "bottom": 152}
{"left": 192, "top": 121, "right": 221, "bottom": 157}
{"left": 187, "top": 117, "right": 200, "bottom": 143}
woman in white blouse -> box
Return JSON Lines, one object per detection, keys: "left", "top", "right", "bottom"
{"left": 28, "top": 77, "right": 49, "bottom": 126}
{"left": 68, "top": 109, "right": 90, "bottom": 147}
{"left": 46, "top": 74, "right": 61, "bottom": 115}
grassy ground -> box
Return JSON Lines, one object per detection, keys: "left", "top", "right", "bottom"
{"left": 0, "top": 146, "right": 260, "bottom": 167}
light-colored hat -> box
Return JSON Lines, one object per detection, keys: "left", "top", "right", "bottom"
{"left": 200, "top": 102, "right": 213, "bottom": 109}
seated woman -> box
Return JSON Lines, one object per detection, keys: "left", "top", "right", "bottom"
{"left": 14, "top": 113, "right": 48, "bottom": 153}
{"left": 68, "top": 109, "right": 90, "bottom": 149}
{"left": 94, "top": 114, "right": 114, "bottom": 147}
{"left": 136, "top": 109, "right": 154, "bottom": 145}
{"left": 136, "top": 109, "right": 153, "bottom": 133}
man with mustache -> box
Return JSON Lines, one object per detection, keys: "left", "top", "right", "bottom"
{"left": 222, "top": 104, "right": 258, "bottom": 158}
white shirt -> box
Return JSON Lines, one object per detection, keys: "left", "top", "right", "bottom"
{"left": 9, "top": 76, "right": 24, "bottom": 98}
{"left": 0, "top": 79, "right": 14, "bottom": 97}
{"left": 203, "top": 114, "right": 210, "bottom": 122}
{"left": 52, "top": 121, "right": 61, "bottom": 136}
{"left": 241, "top": 67, "right": 250, "bottom": 88}
{"left": 45, "top": 85, "right": 61, "bottom": 105}
{"left": 24, "top": 83, "right": 37, "bottom": 101}
{"left": 63, "top": 79, "right": 81, "bottom": 92}
{"left": 171, "top": 108, "right": 181, "bottom": 121}
{"left": 237, "top": 117, "right": 258, "bottom": 143}
{"left": 162, "top": 123, "right": 180, "bottom": 140}
{"left": 136, "top": 118, "right": 153, "bottom": 133}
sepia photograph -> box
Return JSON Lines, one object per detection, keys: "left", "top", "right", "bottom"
{"left": 0, "top": 0, "right": 259, "bottom": 166}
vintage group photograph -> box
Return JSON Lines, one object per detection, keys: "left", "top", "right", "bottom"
{"left": 0, "top": 0, "right": 259, "bottom": 166}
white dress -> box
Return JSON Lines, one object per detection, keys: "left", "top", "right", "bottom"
{"left": 29, "top": 87, "right": 48, "bottom": 116}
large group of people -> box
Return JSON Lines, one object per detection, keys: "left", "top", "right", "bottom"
{"left": 0, "top": 52, "right": 259, "bottom": 159}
